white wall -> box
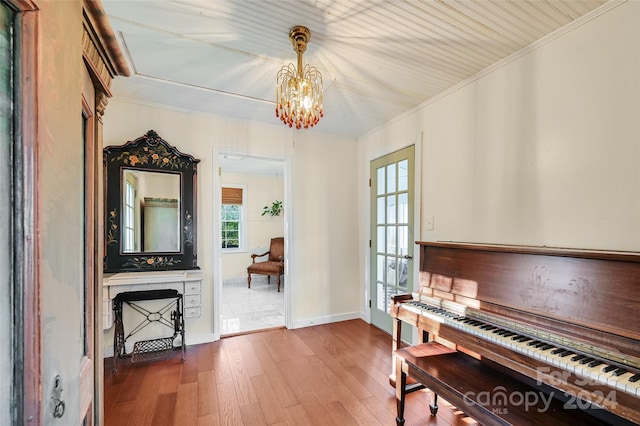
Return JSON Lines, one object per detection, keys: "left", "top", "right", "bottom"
{"left": 221, "top": 172, "right": 284, "bottom": 280}
{"left": 358, "top": 0, "right": 640, "bottom": 314}
{"left": 103, "top": 103, "right": 360, "bottom": 344}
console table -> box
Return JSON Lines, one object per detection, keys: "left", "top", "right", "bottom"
{"left": 103, "top": 270, "right": 204, "bottom": 366}
{"left": 103, "top": 269, "right": 204, "bottom": 330}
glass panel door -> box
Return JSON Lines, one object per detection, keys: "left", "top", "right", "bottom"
{"left": 370, "top": 145, "right": 415, "bottom": 340}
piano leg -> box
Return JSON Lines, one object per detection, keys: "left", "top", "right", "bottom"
{"left": 390, "top": 317, "right": 403, "bottom": 386}
{"left": 395, "top": 356, "right": 406, "bottom": 426}
{"left": 430, "top": 393, "right": 438, "bottom": 416}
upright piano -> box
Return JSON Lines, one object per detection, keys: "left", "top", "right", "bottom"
{"left": 391, "top": 242, "right": 640, "bottom": 424}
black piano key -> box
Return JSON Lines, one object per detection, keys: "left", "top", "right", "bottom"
{"left": 603, "top": 365, "right": 617, "bottom": 373}
{"left": 540, "top": 344, "right": 554, "bottom": 351}
{"left": 629, "top": 374, "right": 640, "bottom": 383}
{"left": 503, "top": 332, "right": 517, "bottom": 337}
{"left": 510, "top": 334, "right": 524, "bottom": 340}
{"left": 527, "top": 340, "right": 540, "bottom": 346}
{"left": 533, "top": 342, "right": 547, "bottom": 348}
{"left": 588, "top": 360, "right": 604, "bottom": 368}
{"left": 516, "top": 336, "right": 532, "bottom": 342}
{"left": 571, "top": 354, "right": 586, "bottom": 362}
{"left": 579, "top": 357, "right": 595, "bottom": 365}
{"left": 559, "top": 350, "right": 574, "bottom": 358}
{"left": 551, "top": 348, "right": 565, "bottom": 355}
{"left": 614, "top": 368, "right": 629, "bottom": 376}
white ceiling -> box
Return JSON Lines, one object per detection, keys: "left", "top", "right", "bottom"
{"left": 103, "top": 0, "right": 608, "bottom": 138}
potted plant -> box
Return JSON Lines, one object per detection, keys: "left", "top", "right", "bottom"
{"left": 261, "top": 200, "right": 283, "bottom": 217}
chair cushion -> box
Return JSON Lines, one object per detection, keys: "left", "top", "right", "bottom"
{"left": 247, "top": 260, "right": 284, "bottom": 275}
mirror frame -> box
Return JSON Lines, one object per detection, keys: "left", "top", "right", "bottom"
{"left": 104, "top": 130, "right": 200, "bottom": 272}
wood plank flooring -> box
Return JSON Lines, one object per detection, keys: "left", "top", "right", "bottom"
{"left": 104, "top": 319, "right": 477, "bottom": 426}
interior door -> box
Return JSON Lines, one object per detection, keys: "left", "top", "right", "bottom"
{"left": 370, "top": 145, "right": 415, "bottom": 341}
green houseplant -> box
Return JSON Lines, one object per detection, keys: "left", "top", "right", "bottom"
{"left": 261, "top": 200, "right": 283, "bottom": 217}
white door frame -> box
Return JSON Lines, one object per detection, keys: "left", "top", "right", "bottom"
{"left": 211, "top": 149, "right": 294, "bottom": 340}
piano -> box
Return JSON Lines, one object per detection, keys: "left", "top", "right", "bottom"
{"left": 391, "top": 242, "right": 640, "bottom": 425}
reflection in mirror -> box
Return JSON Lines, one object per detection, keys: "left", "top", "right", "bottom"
{"left": 122, "top": 169, "right": 181, "bottom": 253}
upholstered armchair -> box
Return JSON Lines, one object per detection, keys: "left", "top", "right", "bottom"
{"left": 247, "top": 237, "right": 284, "bottom": 292}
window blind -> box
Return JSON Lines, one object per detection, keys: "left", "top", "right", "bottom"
{"left": 222, "top": 187, "right": 242, "bottom": 205}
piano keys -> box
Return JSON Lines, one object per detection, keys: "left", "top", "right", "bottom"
{"left": 391, "top": 242, "right": 640, "bottom": 424}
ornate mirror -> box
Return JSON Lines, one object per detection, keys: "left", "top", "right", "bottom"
{"left": 104, "top": 130, "right": 200, "bottom": 272}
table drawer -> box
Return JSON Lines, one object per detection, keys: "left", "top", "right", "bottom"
{"left": 184, "top": 282, "right": 201, "bottom": 295}
{"left": 184, "top": 294, "right": 201, "bottom": 308}
{"left": 184, "top": 306, "right": 201, "bottom": 318}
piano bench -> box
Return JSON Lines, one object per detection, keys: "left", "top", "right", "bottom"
{"left": 394, "top": 342, "right": 608, "bottom": 426}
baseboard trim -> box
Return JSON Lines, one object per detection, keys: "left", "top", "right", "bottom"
{"left": 291, "top": 311, "right": 361, "bottom": 329}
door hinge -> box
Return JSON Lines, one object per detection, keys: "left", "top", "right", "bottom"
{"left": 368, "top": 178, "right": 371, "bottom": 187}
{"left": 369, "top": 240, "right": 371, "bottom": 248}
{"left": 369, "top": 300, "right": 372, "bottom": 308}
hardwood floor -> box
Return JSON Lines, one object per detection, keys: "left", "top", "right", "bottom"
{"left": 104, "top": 319, "right": 477, "bottom": 426}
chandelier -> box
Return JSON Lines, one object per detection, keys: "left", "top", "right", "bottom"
{"left": 276, "top": 26, "right": 324, "bottom": 129}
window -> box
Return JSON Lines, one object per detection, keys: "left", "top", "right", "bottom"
{"left": 221, "top": 186, "right": 246, "bottom": 251}
{"left": 123, "top": 179, "right": 136, "bottom": 252}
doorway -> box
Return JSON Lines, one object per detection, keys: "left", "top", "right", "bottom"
{"left": 217, "top": 154, "right": 287, "bottom": 336}
{"left": 370, "top": 145, "right": 415, "bottom": 342}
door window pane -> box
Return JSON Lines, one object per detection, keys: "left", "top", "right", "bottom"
{"left": 398, "top": 159, "right": 408, "bottom": 191}
{"left": 398, "top": 193, "right": 408, "bottom": 224}
{"left": 386, "top": 226, "right": 396, "bottom": 255}
{"left": 377, "top": 255, "right": 385, "bottom": 283}
{"left": 376, "top": 196, "right": 385, "bottom": 224}
{"left": 376, "top": 167, "right": 385, "bottom": 195}
{"left": 376, "top": 282, "right": 385, "bottom": 311}
{"left": 398, "top": 225, "right": 408, "bottom": 257}
{"left": 386, "top": 257, "right": 397, "bottom": 286}
{"left": 377, "top": 226, "right": 385, "bottom": 254}
{"left": 386, "top": 163, "right": 396, "bottom": 193}
{"left": 386, "top": 194, "right": 396, "bottom": 224}
{"left": 398, "top": 259, "right": 409, "bottom": 289}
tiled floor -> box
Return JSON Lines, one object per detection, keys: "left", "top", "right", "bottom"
{"left": 220, "top": 276, "right": 284, "bottom": 335}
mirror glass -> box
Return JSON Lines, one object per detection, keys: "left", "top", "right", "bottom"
{"left": 121, "top": 169, "right": 181, "bottom": 253}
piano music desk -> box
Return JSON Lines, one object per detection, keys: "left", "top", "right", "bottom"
{"left": 395, "top": 342, "right": 609, "bottom": 426}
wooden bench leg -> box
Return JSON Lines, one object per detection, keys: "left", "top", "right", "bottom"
{"left": 395, "top": 357, "right": 407, "bottom": 426}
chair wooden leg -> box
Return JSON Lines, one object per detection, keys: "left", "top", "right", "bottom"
{"left": 267, "top": 275, "right": 271, "bottom": 284}
{"left": 277, "top": 274, "right": 281, "bottom": 292}
{"left": 247, "top": 273, "right": 251, "bottom": 289}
